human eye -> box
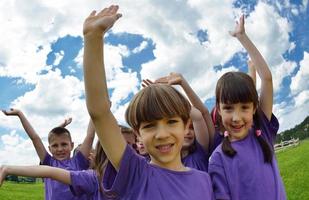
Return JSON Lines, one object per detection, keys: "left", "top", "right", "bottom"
{"left": 167, "top": 119, "right": 179, "bottom": 124}
{"left": 141, "top": 122, "right": 155, "bottom": 129}
{"left": 241, "top": 103, "right": 252, "bottom": 110}
{"left": 222, "top": 104, "right": 233, "bottom": 111}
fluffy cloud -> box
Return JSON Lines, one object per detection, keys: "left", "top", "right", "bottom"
{"left": 290, "top": 51, "right": 309, "bottom": 94}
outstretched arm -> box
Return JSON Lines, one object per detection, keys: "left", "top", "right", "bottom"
{"left": 58, "top": 117, "right": 72, "bottom": 128}
{"left": 0, "top": 165, "right": 71, "bottom": 187}
{"left": 230, "top": 15, "right": 273, "bottom": 120}
{"left": 83, "top": 5, "right": 126, "bottom": 171}
{"left": 2, "top": 109, "right": 47, "bottom": 162}
{"left": 155, "top": 73, "right": 215, "bottom": 150}
{"left": 78, "top": 119, "right": 95, "bottom": 158}
{"left": 247, "top": 60, "right": 257, "bottom": 86}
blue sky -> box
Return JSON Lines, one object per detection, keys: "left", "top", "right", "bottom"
{"left": 0, "top": 0, "right": 308, "bottom": 165}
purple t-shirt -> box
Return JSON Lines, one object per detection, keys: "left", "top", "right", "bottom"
{"left": 70, "top": 170, "right": 106, "bottom": 200}
{"left": 182, "top": 140, "right": 209, "bottom": 172}
{"left": 211, "top": 130, "right": 224, "bottom": 154}
{"left": 103, "top": 145, "right": 214, "bottom": 200}
{"left": 208, "top": 111, "right": 286, "bottom": 200}
{"left": 42, "top": 151, "right": 90, "bottom": 200}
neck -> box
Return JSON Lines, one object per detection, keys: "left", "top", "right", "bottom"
{"left": 150, "top": 155, "right": 187, "bottom": 171}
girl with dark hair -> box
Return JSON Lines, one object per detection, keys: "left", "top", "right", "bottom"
{"left": 208, "top": 15, "right": 286, "bottom": 200}
{"left": 210, "top": 59, "right": 257, "bottom": 153}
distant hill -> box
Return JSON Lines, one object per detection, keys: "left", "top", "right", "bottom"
{"left": 276, "top": 116, "right": 309, "bottom": 143}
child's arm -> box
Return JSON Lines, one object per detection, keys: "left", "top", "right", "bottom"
{"left": 77, "top": 119, "right": 95, "bottom": 158}
{"left": 247, "top": 60, "right": 257, "bottom": 86}
{"left": 155, "top": 73, "right": 215, "bottom": 150}
{"left": 83, "top": 5, "right": 126, "bottom": 171}
{"left": 0, "top": 165, "right": 71, "bottom": 186}
{"left": 2, "top": 109, "right": 47, "bottom": 162}
{"left": 230, "top": 15, "right": 273, "bottom": 120}
{"left": 57, "top": 117, "right": 72, "bottom": 128}
{"left": 190, "top": 107, "right": 209, "bottom": 153}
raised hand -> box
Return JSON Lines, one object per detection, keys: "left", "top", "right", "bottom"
{"left": 229, "top": 15, "right": 245, "bottom": 38}
{"left": 83, "top": 5, "right": 122, "bottom": 36}
{"left": 141, "top": 79, "right": 155, "bottom": 88}
{"left": 2, "top": 108, "right": 21, "bottom": 116}
{"left": 58, "top": 117, "right": 73, "bottom": 128}
{"left": 155, "top": 72, "right": 183, "bottom": 86}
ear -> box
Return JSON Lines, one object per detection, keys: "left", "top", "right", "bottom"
{"left": 253, "top": 106, "right": 257, "bottom": 114}
{"left": 71, "top": 142, "right": 74, "bottom": 150}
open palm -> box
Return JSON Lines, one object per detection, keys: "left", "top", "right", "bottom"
{"left": 83, "top": 5, "right": 122, "bottom": 36}
{"left": 229, "top": 15, "right": 245, "bottom": 37}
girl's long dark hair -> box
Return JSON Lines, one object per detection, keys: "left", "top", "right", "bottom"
{"left": 93, "top": 141, "right": 108, "bottom": 194}
{"left": 217, "top": 72, "right": 273, "bottom": 163}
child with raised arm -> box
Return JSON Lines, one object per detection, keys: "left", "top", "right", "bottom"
{"left": 83, "top": 5, "right": 213, "bottom": 200}
{"left": 211, "top": 59, "right": 257, "bottom": 152}
{"left": 151, "top": 73, "right": 215, "bottom": 171}
{"left": 0, "top": 141, "right": 108, "bottom": 200}
{"left": 2, "top": 108, "right": 95, "bottom": 200}
{"left": 208, "top": 15, "right": 286, "bottom": 200}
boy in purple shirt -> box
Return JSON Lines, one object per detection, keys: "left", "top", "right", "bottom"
{"left": 2, "top": 108, "right": 95, "bottom": 200}
{"left": 208, "top": 15, "right": 286, "bottom": 199}
{"left": 83, "top": 5, "right": 214, "bottom": 200}
{"left": 0, "top": 141, "right": 108, "bottom": 200}
{"left": 145, "top": 72, "right": 215, "bottom": 172}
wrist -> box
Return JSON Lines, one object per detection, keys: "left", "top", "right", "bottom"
{"left": 83, "top": 31, "right": 105, "bottom": 40}
{"left": 236, "top": 33, "right": 247, "bottom": 41}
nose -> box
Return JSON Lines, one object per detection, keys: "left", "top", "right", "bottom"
{"left": 155, "top": 124, "right": 169, "bottom": 140}
{"left": 232, "top": 110, "right": 241, "bottom": 122}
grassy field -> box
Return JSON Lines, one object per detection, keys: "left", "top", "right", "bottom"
{"left": 0, "top": 139, "right": 308, "bottom": 199}
{"left": 276, "top": 139, "right": 309, "bottom": 200}
{"left": 0, "top": 181, "right": 44, "bottom": 200}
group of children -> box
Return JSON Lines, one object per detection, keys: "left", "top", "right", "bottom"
{"left": 0, "top": 5, "right": 286, "bottom": 200}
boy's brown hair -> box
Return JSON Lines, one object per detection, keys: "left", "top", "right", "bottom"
{"left": 125, "top": 84, "right": 191, "bottom": 133}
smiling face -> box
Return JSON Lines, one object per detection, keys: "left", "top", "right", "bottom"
{"left": 125, "top": 85, "right": 191, "bottom": 170}
{"left": 139, "top": 117, "right": 189, "bottom": 168}
{"left": 48, "top": 134, "right": 74, "bottom": 160}
{"left": 215, "top": 72, "right": 259, "bottom": 140}
{"left": 218, "top": 102, "right": 256, "bottom": 141}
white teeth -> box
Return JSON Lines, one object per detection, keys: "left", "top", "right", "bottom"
{"left": 157, "top": 144, "right": 172, "bottom": 152}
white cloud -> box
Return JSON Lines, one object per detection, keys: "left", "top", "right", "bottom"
{"left": 274, "top": 96, "right": 309, "bottom": 132}
{"left": 290, "top": 51, "right": 309, "bottom": 94}
{"left": 54, "top": 50, "right": 64, "bottom": 66}
{"left": 132, "top": 41, "right": 148, "bottom": 54}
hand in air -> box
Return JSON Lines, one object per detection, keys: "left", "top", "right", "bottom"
{"left": 2, "top": 108, "right": 20, "bottom": 116}
{"left": 229, "top": 15, "right": 245, "bottom": 38}
{"left": 83, "top": 5, "right": 122, "bottom": 36}
{"left": 155, "top": 72, "right": 183, "bottom": 86}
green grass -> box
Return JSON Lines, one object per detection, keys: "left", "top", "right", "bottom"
{"left": 0, "top": 140, "right": 308, "bottom": 199}
{"left": 0, "top": 181, "right": 44, "bottom": 200}
{"left": 276, "top": 139, "right": 309, "bottom": 200}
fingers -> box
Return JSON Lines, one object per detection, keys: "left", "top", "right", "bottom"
{"left": 142, "top": 79, "right": 154, "bottom": 88}
{"left": 88, "top": 10, "right": 96, "bottom": 17}
{"left": 155, "top": 77, "right": 168, "bottom": 84}
{"left": 240, "top": 14, "right": 244, "bottom": 25}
